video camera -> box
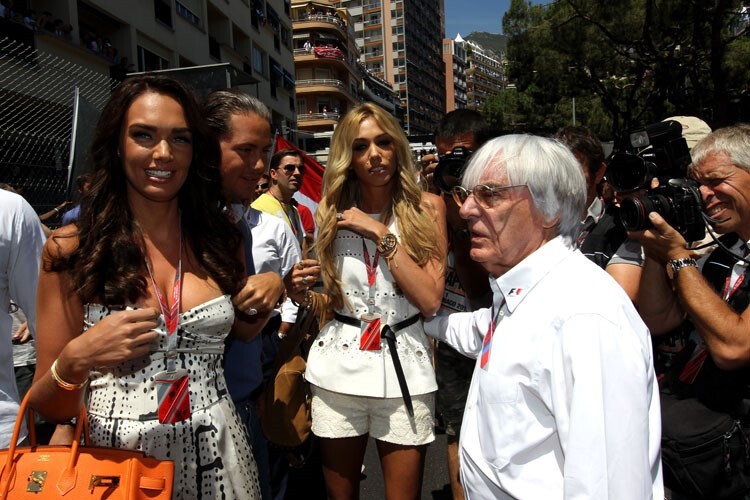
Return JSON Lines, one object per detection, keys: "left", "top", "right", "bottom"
{"left": 433, "top": 146, "right": 474, "bottom": 194}
{"left": 606, "top": 120, "right": 705, "bottom": 242}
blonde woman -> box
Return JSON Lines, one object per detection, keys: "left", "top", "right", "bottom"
{"left": 303, "top": 103, "right": 447, "bottom": 499}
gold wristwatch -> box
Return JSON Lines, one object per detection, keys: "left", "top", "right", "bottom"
{"left": 376, "top": 233, "right": 398, "bottom": 254}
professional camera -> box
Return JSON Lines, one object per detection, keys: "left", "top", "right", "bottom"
{"left": 434, "top": 146, "right": 474, "bottom": 193}
{"left": 606, "top": 120, "right": 705, "bottom": 242}
{"left": 619, "top": 178, "right": 705, "bottom": 242}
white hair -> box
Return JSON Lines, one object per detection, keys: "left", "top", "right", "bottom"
{"left": 690, "top": 123, "right": 750, "bottom": 175}
{"left": 462, "top": 134, "right": 586, "bottom": 246}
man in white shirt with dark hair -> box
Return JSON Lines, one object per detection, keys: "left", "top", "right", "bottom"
{"left": 425, "top": 134, "right": 663, "bottom": 499}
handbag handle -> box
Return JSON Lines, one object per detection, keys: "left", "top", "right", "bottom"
{"left": 1, "top": 392, "right": 89, "bottom": 497}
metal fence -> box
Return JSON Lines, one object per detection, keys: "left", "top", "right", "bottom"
{"left": 0, "top": 37, "right": 115, "bottom": 219}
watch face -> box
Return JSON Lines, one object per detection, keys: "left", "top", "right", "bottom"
{"left": 378, "top": 233, "right": 398, "bottom": 253}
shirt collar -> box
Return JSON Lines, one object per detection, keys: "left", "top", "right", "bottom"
{"left": 489, "top": 236, "right": 575, "bottom": 313}
{"left": 582, "top": 196, "right": 605, "bottom": 226}
{"left": 230, "top": 202, "right": 261, "bottom": 227}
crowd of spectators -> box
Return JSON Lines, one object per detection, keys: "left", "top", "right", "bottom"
{"left": 5, "top": 68, "right": 750, "bottom": 499}
{"left": 1, "top": 2, "right": 72, "bottom": 39}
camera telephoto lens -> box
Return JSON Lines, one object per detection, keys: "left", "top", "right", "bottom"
{"left": 620, "top": 194, "right": 674, "bottom": 231}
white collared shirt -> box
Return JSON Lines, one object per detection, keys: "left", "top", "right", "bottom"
{"left": 232, "top": 204, "right": 301, "bottom": 323}
{"left": 0, "top": 190, "right": 45, "bottom": 447}
{"left": 425, "top": 236, "right": 663, "bottom": 499}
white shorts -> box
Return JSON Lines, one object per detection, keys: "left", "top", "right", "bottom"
{"left": 310, "top": 385, "right": 435, "bottom": 446}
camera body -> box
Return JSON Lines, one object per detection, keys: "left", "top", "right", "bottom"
{"left": 620, "top": 178, "right": 705, "bottom": 242}
{"left": 434, "top": 146, "right": 474, "bottom": 194}
{"left": 606, "top": 120, "right": 705, "bottom": 241}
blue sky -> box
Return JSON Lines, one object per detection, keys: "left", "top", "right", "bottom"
{"left": 444, "top": 0, "right": 550, "bottom": 39}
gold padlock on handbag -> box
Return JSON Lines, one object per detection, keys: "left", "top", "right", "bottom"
{"left": 26, "top": 471, "right": 47, "bottom": 492}
{"left": 89, "top": 475, "right": 120, "bottom": 492}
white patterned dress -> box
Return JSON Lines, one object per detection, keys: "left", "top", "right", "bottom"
{"left": 84, "top": 295, "right": 260, "bottom": 500}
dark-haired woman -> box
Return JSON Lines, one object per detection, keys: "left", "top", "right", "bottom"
{"left": 27, "top": 76, "right": 276, "bottom": 499}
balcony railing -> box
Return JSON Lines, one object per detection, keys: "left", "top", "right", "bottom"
{"left": 298, "top": 112, "right": 341, "bottom": 122}
{"left": 296, "top": 78, "right": 346, "bottom": 90}
{"left": 292, "top": 14, "right": 345, "bottom": 30}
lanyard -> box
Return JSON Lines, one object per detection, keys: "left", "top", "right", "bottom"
{"left": 480, "top": 298, "right": 506, "bottom": 369}
{"left": 723, "top": 272, "right": 745, "bottom": 302}
{"left": 362, "top": 238, "right": 380, "bottom": 287}
{"left": 362, "top": 238, "right": 379, "bottom": 314}
{"left": 145, "top": 229, "right": 182, "bottom": 370}
{"left": 723, "top": 246, "right": 749, "bottom": 301}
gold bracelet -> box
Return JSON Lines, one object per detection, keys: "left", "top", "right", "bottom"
{"left": 301, "top": 289, "right": 314, "bottom": 311}
{"left": 50, "top": 359, "right": 88, "bottom": 391}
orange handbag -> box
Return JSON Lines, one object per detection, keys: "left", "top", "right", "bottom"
{"left": 0, "top": 393, "right": 173, "bottom": 499}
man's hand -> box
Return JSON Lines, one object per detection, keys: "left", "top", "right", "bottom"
{"left": 630, "top": 212, "right": 692, "bottom": 266}
{"left": 420, "top": 153, "right": 440, "bottom": 194}
{"left": 233, "top": 272, "right": 285, "bottom": 316}
{"left": 12, "top": 321, "right": 31, "bottom": 344}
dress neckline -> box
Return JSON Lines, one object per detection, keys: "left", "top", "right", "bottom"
{"left": 87, "top": 294, "right": 230, "bottom": 317}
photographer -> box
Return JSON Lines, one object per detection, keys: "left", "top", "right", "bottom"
{"left": 420, "top": 109, "right": 492, "bottom": 500}
{"left": 633, "top": 124, "right": 750, "bottom": 498}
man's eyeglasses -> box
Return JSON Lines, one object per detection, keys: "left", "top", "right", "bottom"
{"left": 451, "top": 184, "right": 528, "bottom": 209}
{"left": 276, "top": 164, "right": 306, "bottom": 176}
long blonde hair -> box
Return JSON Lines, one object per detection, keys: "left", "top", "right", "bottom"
{"left": 314, "top": 103, "right": 441, "bottom": 310}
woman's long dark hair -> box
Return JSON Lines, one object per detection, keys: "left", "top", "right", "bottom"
{"left": 51, "top": 75, "right": 243, "bottom": 305}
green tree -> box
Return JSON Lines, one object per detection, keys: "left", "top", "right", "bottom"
{"left": 497, "top": 0, "right": 749, "bottom": 139}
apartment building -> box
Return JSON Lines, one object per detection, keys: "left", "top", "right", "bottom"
{"left": 442, "top": 36, "right": 467, "bottom": 112}
{"left": 290, "top": 0, "right": 360, "bottom": 151}
{"left": 6, "top": 0, "right": 297, "bottom": 131}
{"left": 456, "top": 34, "right": 505, "bottom": 111}
{"left": 339, "top": 0, "right": 445, "bottom": 135}
{"left": 289, "top": 0, "right": 399, "bottom": 161}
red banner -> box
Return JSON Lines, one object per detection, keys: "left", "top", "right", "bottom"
{"left": 274, "top": 135, "right": 324, "bottom": 203}
{"left": 313, "top": 46, "right": 343, "bottom": 60}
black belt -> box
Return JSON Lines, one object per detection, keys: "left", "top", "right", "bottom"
{"left": 334, "top": 312, "right": 420, "bottom": 417}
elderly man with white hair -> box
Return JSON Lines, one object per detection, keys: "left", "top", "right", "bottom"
{"left": 425, "top": 134, "right": 664, "bottom": 499}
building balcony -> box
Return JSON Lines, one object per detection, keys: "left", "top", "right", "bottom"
{"left": 297, "top": 112, "right": 341, "bottom": 128}
{"left": 296, "top": 79, "right": 357, "bottom": 103}
{"left": 292, "top": 15, "right": 346, "bottom": 39}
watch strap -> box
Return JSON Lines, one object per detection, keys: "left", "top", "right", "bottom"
{"left": 668, "top": 257, "right": 698, "bottom": 278}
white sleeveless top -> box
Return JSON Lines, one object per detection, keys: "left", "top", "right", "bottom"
{"left": 305, "top": 216, "right": 437, "bottom": 398}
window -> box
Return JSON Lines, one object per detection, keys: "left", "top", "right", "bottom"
{"left": 137, "top": 45, "right": 169, "bottom": 72}
{"left": 154, "top": 0, "right": 172, "bottom": 28}
{"left": 176, "top": 0, "right": 203, "bottom": 29}
{"left": 269, "top": 56, "right": 282, "bottom": 99}
{"left": 252, "top": 45, "right": 267, "bottom": 76}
